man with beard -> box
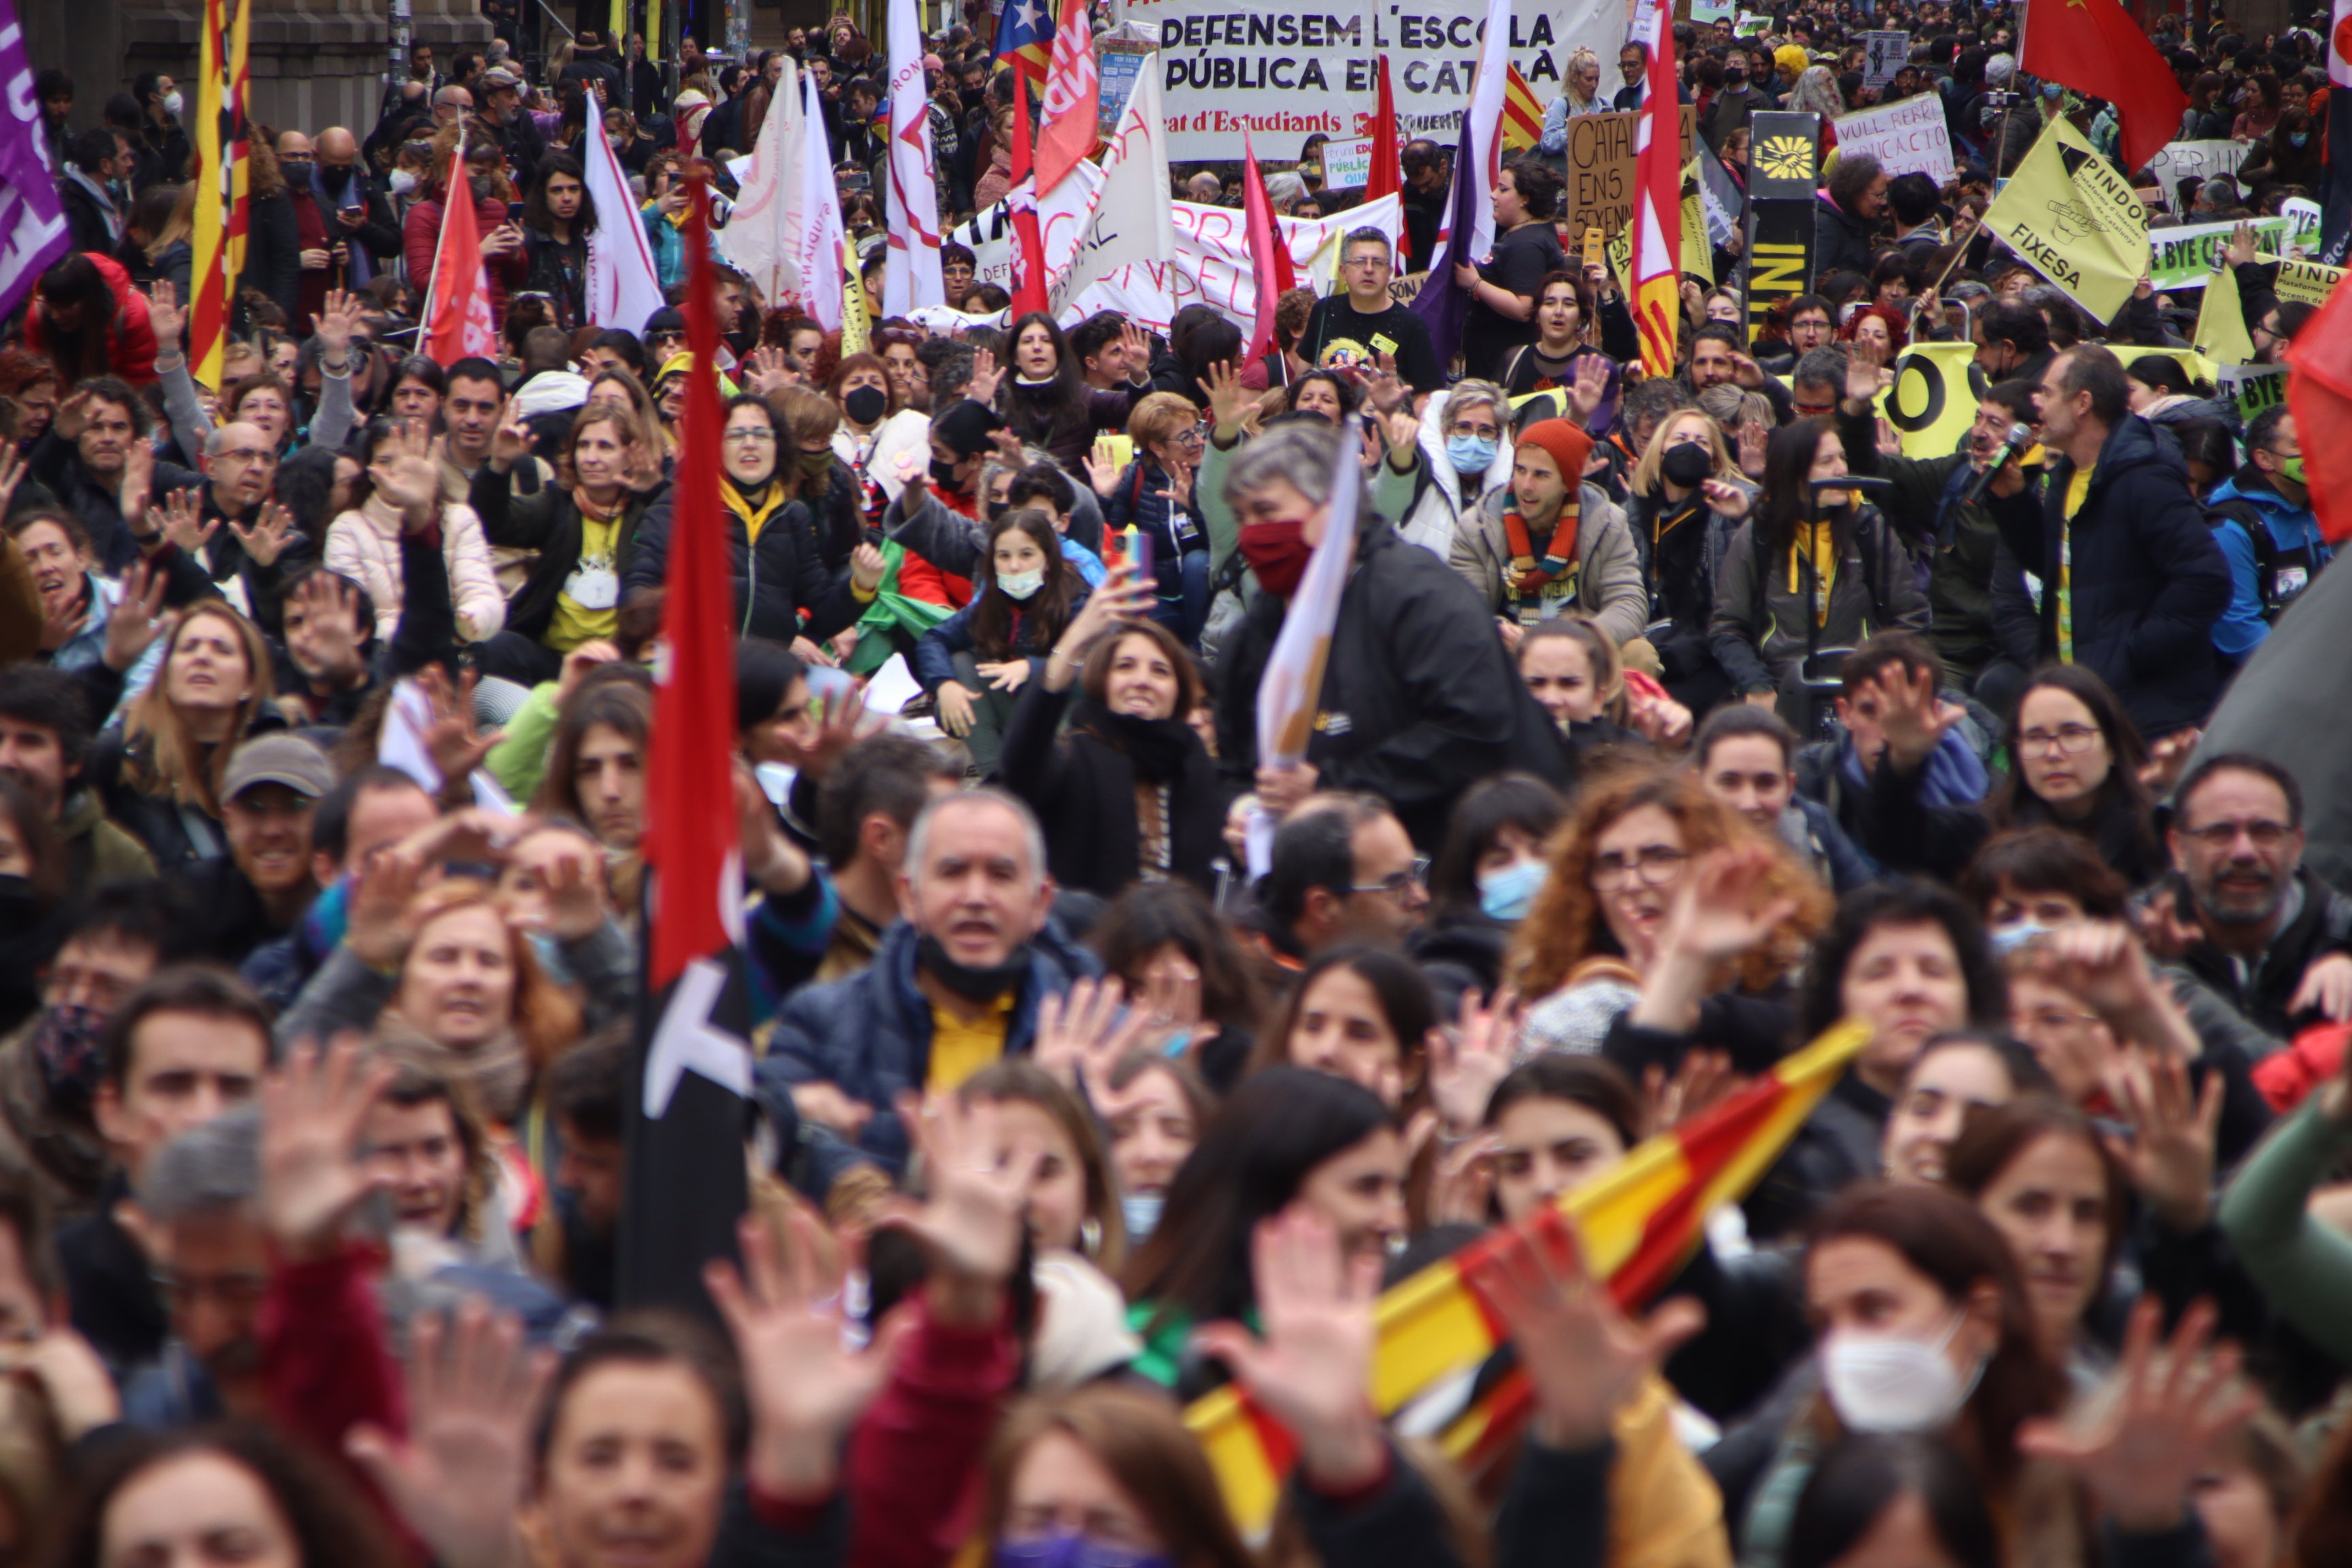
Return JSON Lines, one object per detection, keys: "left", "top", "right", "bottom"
{"left": 2161, "top": 754, "right": 2352, "bottom": 1042}
{"left": 166, "top": 737, "right": 331, "bottom": 968}
{"left": 759, "top": 790, "right": 1097, "bottom": 1186}
{"left": 0, "top": 884, "right": 184, "bottom": 1216}
{"left": 0, "top": 667, "right": 157, "bottom": 885}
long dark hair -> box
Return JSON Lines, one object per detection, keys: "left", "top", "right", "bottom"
{"left": 1253, "top": 944, "right": 1440, "bottom": 1088}
{"left": 1787, "top": 1435, "right": 2000, "bottom": 1568}
{"left": 522, "top": 150, "right": 599, "bottom": 236}
{"left": 997, "top": 309, "right": 1089, "bottom": 448}
{"left": 969, "top": 508, "right": 1074, "bottom": 661}
{"left": 34, "top": 254, "right": 117, "bottom": 382}
{"left": 1755, "top": 416, "right": 1846, "bottom": 559}
{"left": 1985, "top": 665, "right": 2156, "bottom": 866}
{"left": 1124, "top": 1066, "right": 1391, "bottom": 1326}
{"left": 1087, "top": 881, "right": 1263, "bottom": 1039}
{"left": 1805, "top": 1182, "right": 2067, "bottom": 1488}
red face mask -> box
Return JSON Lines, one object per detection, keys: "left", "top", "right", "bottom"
{"left": 1237, "top": 520, "right": 1312, "bottom": 597}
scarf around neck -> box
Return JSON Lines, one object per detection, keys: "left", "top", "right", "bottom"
{"left": 1501, "top": 493, "right": 1582, "bottom": 597}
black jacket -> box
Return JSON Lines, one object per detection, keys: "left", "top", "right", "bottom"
{"left": 61, "top": 1173, "right": 167, "bottom": 1373}
{"left": 628, "top": 478, "right": 862, "bottom": 646}
{"left": 994, "top": 683, "right": 1224, "bottom": 899}
{"left": 1986, "top": 414, "right": 2232, "bottom": 738}
{"left": 469, "top": 462, "right": 665, "bottom": 645}
{"left": 1812, "top": 190, "right": 1878, "bottom": 281}
{"left": 238, "top": 188, "right": 303, "bottom": 325}
{"left": 2176, "top": 869, "right": 2352, "bottom": 1040}
{"left": 518, "top": 224, "right": 588, "bottom": 330}
{"left": 58, "top": 179, "right": 121, "bottom": 258}
{"left": 1212, "top": 522, "right": 1571, "bottom": 848}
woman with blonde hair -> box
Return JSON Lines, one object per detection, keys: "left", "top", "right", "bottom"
{"left": 1511, "top": 766, "right": 1829, "bottom": 1059}
{"left": 94, "top": 600, "right": 276, "bottom": 868}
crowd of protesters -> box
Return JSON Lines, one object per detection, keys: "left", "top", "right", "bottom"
{"left": 6, "top": 2, "right": 2352, "bottom": 1567}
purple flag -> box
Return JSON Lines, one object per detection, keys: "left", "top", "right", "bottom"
{"left": 1410, "top": 108, "right": 1483, "bottom": 371}
{"left": 0, "top": 0, "right": 70, "bottom": 322}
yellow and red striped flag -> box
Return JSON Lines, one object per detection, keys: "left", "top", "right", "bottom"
{"left": 1500, "top": 65, "right": 1545, "bottom": 153}
{"left": 1629, "top": 0, "right": 1682, "bottom": 375}
{"left": 189, "top": 0, "right": 251, "bottom": 387}
{"left": 1186, "top": 1017, "right": 1871, "bottom": 1536}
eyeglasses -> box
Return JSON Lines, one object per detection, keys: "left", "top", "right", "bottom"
{"left": 1172, "top": 425, "right": 1207, "bottom": 446}
{"left": 2016, "top": 723, "right": 2101, "bottom": 756}
{"left": 1450, "top": 424, "right": 1501, "bottom": 441}
{"left": 723, "top": 426, "right": 778, "bottom": 444}
{"left": 2017, "top": 1007, "right": 2102, "bottom": 1034}
{"left": 1349, "top": 858, "right": 1430, "bottom": 901}
{"left": 1590, "top": 845, "right": 1689, "bottom": 886}
{"left": 2177, "top": 819, "right": 2294, "bottom": 851}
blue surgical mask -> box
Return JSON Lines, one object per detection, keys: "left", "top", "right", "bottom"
{"left": 1446, "top": 432, "right": 1499, "bottom": 473}
{"left": 1987, "top": 921, "right": 2050, "bottom": 957}
{"left": 2290, "top": 132, "right": 2310, "bottom": 148}
{"left": 1120, "top": 1191, "right": 1164, "bottom": 1242}
{"left": 1477, "top": 857, "right": 1548, "bottom": 922}
{"left": 997, "top": 569, "right": 1044, "bottom": 601}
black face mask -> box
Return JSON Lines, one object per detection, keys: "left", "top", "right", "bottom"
{"left": 1660, "top": 441, "right": 1714, "bottom": 488}
{"left": 916, "top": 934, "right": 1032, "bottom": 1002}
{"left": 931, "top": 454, "right": 968, "bottom": 491}
{"left": 322, "top": 162, "right": 355, "bottom": 193}
{"left": 843, "top": 385, "right": 887, "bottom": 425}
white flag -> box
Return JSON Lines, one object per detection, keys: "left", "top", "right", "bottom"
{"left": 716, "top": 52, "right": 796, "bottom": 302}
{"left": 1462, "top": 0, "right": 1512, "bottom": 266}
{"left": 883, "top": 0, "right": 944, "bottom": 313}
{"left": 1053, "top": 56, "right": 1175, "bottom": 313}
{"left": 582, "top": 106, "right": 668, "bottom": 335}
{"left": 787, "top": 73, "right": 848, "bottom": 330}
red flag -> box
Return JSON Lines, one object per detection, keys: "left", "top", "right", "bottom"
{"left": 1365, "top": 55, "right": 1401, "bottom": 227}
{"left": 1008, "top": 72, "right": 1050, "bottom": 320}
{"left": 1629, "top": 0, "right": 1681, "bottom": 374}
{"left": 1239, "top": 129, "right": 1293, "bottom": 363}
{"left": 2020, "top": 0, "right": 2189, "bottom": 175}
{"left": 646, "top": 172, "right": 742, "bottom": 991}
{"left": 1035, "top": 0, "right": 1098, "bottom": 193}
{"left": 2288, "top": 250, "right": 2352, "bottom": 545}
{"left": 423, "top": 150, "right": 498, "bottom": 368}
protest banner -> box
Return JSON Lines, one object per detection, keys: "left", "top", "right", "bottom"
{"left": 1320, "top": 137, "right": 1378, "bottom": 189}
{"left": 952, "top": 159, "right": 1107, "bottom": 296}
{"left": 1689, "top": 0, "right": 1734, "bottom": 20}
{"left": 1560, "top": 105, "right": 1697, "bottom": 246}
{"left": 1698, "top": 147, "right": 1743, "bottom": 246}
{"left": 1872, "top": 342, "right": 1983, "bottom": 459}
{"left": 2275, "top": 258, "right": 2347, "bottom": 307}
{"left": 1863, "top": 31, "right": 1908, "bottom": 88}
{"left": 2142, "top": 139, "right": 2247, "bottom": 210}
{"left": 2148, "top": 217, "right": 2293, "bottom": 290}
{"left": 1126, "top": 0, "right": 1620, "bottom": 157}
{"left": 1072, "top": 193, "right": 1406, "bottom": 335}
{"left": 2222, "top": 364, "right": 2287, "bottom": 424}
{"left": 1741, "top": 112, "right": 1820, "bottom": 343}
{"left": 1980, "top": 118, "right": 2144, "bottom": 321}
{"left": 1831, "top": 94, "right": 1953, "bottom": 182}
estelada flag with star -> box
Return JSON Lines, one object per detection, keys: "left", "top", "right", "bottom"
{"left": 616, "top": 170, "right": 756, "bottom": 1317}
{"left": 994, "top": 0, "right": 1053, "bottom": 92}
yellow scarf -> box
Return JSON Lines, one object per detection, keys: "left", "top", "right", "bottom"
{"left": 722, "top": 478, "right": 789, "bottom": 545}
{"left": 1786, "top": 519, "right": 1838, "bottom": 624}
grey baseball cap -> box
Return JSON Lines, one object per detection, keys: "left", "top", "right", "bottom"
{"left": 222, "top": 734, "right": 336, "bottom": 803}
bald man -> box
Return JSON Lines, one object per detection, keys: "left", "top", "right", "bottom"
{"left": 313, "top": 127, "right": 400, "bottom": 279}
{"left": 432, "top": 85, "right": 473, "bottom": 126}
{"left": 183, "top": 423, "right": 315, "bottom": 632}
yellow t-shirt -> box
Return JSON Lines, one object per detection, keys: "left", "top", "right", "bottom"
{"left": 547, "top": 513, "right": 622, "bottom": 651}
{"left": 926, "top": 994, "right": 1016, "bottom": 1093}
{"left": 2058, "top": 465, "right": 2094, "bottom": 662}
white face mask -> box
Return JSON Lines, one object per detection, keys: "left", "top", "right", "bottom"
{"left": 163, "top": 91, "right": 185, "bottom": 118}
{"left": 997, "top": 568, "right": 1044, "bottom": 601}
{"left": 1819, "top": 1311, "right": 1981, "bottom": 1434}
{"left": 390, "top": 168, "right": 420, "bottom": 195}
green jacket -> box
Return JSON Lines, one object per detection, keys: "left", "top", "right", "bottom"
{"left": 2217, "top": 1094, "right": 2352, "bottom": 1365}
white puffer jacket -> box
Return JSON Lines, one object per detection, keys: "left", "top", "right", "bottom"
{"left": 1395, "top": 387, "right": 1517, "bottom": 563}
{"left": 324, "top": 493, "right": 508, "bottom": 643}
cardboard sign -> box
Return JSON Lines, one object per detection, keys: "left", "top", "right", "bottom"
{"left": 1862, "top": 31, "right": 1908, "bottom": 89}
{"left": 1559, "top": 105, "right": 1698, "bottom": 246}
{"left": 1832, "top": 95, "right": 1954, "bottom": 183}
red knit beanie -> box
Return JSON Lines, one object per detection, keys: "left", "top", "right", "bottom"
{"left": 1514, "top": 418, "right": 1592, "bottom": 487}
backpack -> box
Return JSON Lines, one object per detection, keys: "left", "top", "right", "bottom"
{"left": 2208, "top": 498, "right": 2285, "bottom": 622}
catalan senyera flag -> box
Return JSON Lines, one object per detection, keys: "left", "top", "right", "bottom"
{"left": 190, "top": 0, "right": 252, "bottom": 388}
{"left": 1629, "top": 0, "right": 1681, "bottom": 375}
{"left": 1186, "top": 1018, "right": 1872, "bottom": 1536}
{"left": 1500, "top": 65, "right": 1545, "bottom": 153}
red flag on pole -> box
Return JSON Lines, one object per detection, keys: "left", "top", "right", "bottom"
{"left": 1035, "top": 0, "right": 1098, "bottom": 193}
{"left": 647, "top": 172, "right": 742, "bottom": 991}
{"left": 1009, "top": 72, "right": 1050, "bottom": 320}
{"left": 1365, "top": 55, "right": 1402, "bottom": 230}
{"left": 2019, "top": 0, "right": 2188, "bottom": 175}
{"left": 2288, "top": 250, "right": 2352, "bottom": 545}
{"left": 1240, "top": 128, "right": 1293, "bottom": 364}
{"left": 423, "top": 150, "right": 498, "bottom": 367}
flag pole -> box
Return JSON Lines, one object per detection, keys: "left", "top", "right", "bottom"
{"left": 416, "top": 129, "right": 464, "bottom": 356}
{"left": 1992, "top": 0, "right": 2029, "bottom": 177}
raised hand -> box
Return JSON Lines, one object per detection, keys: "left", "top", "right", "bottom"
{"left": 733, "top": 760, "right": 811, "bottom": 895}
{"left": 1047, "top": 563, "right": 1156, "bottom": 681}
{"left": 557, "top": 640, "right": 622, "bottom": 705}
{"left": 1381, "top": 406, "right": 1420, "bottom": 464}
{"left": 1194, "top": 1206, "right": 1387, "bottom": 1489}
{"left": 153, "top": 485, "right": 219, "bottom": 557}
{"left": 1467, "top": 1213, "right": 1705, "bottom": 1451}
{"left": 1360, "top": 351, "right": 1408, "bottom": 416}
{"left": 743, "top": 345, "right": 796, "bottom": 398}
{"left": 1699, "top": 477, "right": 1751, "bottom": 521}
{"left": 763, "top": 682, "right": 874, "bottom": 779}
{"left": 488, "top": 407, "right": 533, "bottom": 472}
{"left": 1736, "top": 417, "right": 1769, "bottom": 478}
{"left": 119, "top": 440, "right": 157, "bottom": 532}
{"left": 147, "top": 280, "right": 187, "bottom": 349}
{"left": 1203, "top": 358, "right": 1248, "bottom": 439}
{"left": 260, "top": 1035, "right": 396, "bottom": 1257}
{"left": 530, "top": 830, "right": 614, "bottom": 940}
{"left": 1084, "top": 435, "right": 1124, "bottom": 498}
{"left": 1856, "top": 659, "right": 1961, "bottom": 773}
{"left": 2224, "top": 220, "right": 2259, "bottom": 270}
{"left": 1659, "top": 842, "right": 1799, "bottom": 969}
{"left": 2101, "top": 1052, "right": 2224, "bottom": 1233}
{"left": 227, "top": 500, "right": 296, "bottom": 568}
{"left": 707, "top": 1207, "right": 914, "bottom": 1501}
{"left": 101, "top": 560, "right": 173, "bottom": 674}
{"left": 1641, "top": 1048, "right": 1735, "bottom": 1135}
{"left": 345, "top": 844, "right": 427, "bottom": 971}
{"left": 965, "top": 346, "right": 1003, "bottom": 405}
{"left": 2291, "top": 951, "right": 2352, "bottom": 1023}
{"left": 372, "top": 419, "right": 444, "bottom": 519}
{"left": 1624, "top": 684, "right": 1692, "bottom": 748}
{"left": 1566, "top": 353, "right": 1611, "bottom": 427}
{"left": 2139, "top": 727, "right": 2202, "bottom": 796}
{"left": 883, "top": 1093, "right": 1038, "bottom": 1312}
{"left": 1118, "top": 320, "right": 1154, "bottom": 380}
{"left": 417, "top": 663, "right": 504, "bottom": 785}
{"left": 1029, "top": 977, "right": 1147, "bottom": 1096}
{"left": 285, "top": 570, "right": 363, "bottom": 678}
{"left": 313, "top": 287, "right": 363, "bottom": 361}
{"left": 1428, "top": 986, "right": 1522, "bottom": 1136}
{"left": 2018, "top": 1298, "right": 2261, "bottom": 1533}
{"left": 51, "top": 388, "right": 92, "bottom": 443}
{"left": 1845, "top": 337, "right": 1890, "bottom": 407}
{"left": 346, "top": 1300, "right": 549, "bottom": 1568}
{"left": 39, "top": 592, "right": 85, "bottom": 654}
{"left": 1876, "top": 416, "right": 1902, "bottom": 457}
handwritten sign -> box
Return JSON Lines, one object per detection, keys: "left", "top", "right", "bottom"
{"left": 1320, "top": 137, "right": 1378, "bottom": 190}
{"left": 1560, "top": 106, "right": 1697, "bottom": 246}
{"left": 1832, "top": 95, "right": 1953, "bottom": 183}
